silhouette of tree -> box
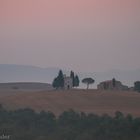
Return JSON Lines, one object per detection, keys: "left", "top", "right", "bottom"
{"left": 134, "top": 81, "right": 140, "bottom": 92}
{"left": 74, "top": 75, "right": 80, "bottom": 87}
{"left": 112, "top": 78, "right": 116, "bottom": 88}
{"left": 82, "top": 78, "right": 95, "bottom": 89}
{"left": 52, "top": 70, "right": 64, "bottom": 89}
{"left": 70, "top": 71, "right": 75, "bottom": 87}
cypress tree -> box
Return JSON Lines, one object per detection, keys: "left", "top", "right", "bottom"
{"left": 70, "top": 71, "right": 75, "bottom": 87}
{"left": 112, "top": 78, "right": 116, "bottom": 88}
{"left": 134, "top": 81, "right": 140, "bottom": 92}
{"left": 74, "top": 75, "right": 80, "bottom": 87}
{"left": 52, "top": 70, "right": 64, "bottom": 89}
{"left": 58, "top": 70, "right": 64, "bottom": 88}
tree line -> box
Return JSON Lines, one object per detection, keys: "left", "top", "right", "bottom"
{"left": 0, "top": 105, "right": 140, "bottom": 140}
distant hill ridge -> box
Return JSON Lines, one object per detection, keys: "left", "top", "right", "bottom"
{"left": 0, "top": 64, "right": 60, "bottom": 84}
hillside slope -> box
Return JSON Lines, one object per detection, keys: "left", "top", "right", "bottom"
{"left": 0, "top": 89, "right": 140, "bottom": 116}
{"left": 0, "top": 82, "right": 53, "bottom": 92}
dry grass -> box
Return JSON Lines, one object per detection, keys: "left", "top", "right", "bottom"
{"left": 0, "top": 89, "right": 140, "bottom": 117}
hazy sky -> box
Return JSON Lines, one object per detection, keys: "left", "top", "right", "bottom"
{"left": 0, "top": 0, "right": 140, "bottom": 72}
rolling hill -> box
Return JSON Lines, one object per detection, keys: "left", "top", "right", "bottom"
{"left": 0, "top": 89, "right": 140, "bottom": 117}
{"left": 0, "top": 82, "right": 53, "bottom": 92}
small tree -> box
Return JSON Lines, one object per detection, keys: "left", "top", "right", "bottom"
{"left": 82, "top": 78, "right": 95, "bottom": 89}
{"left": 74, "top": 75, "right": 80, "bottom": 87}
{"left": 112, "top": 78, "right": 116, "bottom": 88}
{"left": 134, "top": 81, "right": 140, "bottom": 92}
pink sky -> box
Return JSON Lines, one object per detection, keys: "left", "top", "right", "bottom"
{"left": 0, "top": 0, "right": 140, "bottom": 72}
{"left": 0, "top": 0, "right": 139, "bottom": 25}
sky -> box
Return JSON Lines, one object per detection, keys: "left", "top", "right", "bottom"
{"left": 0, "top": 0, "right": 140, "bottom": 72}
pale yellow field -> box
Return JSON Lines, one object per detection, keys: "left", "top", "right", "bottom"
{"left": 0, "top": 89, "right": 140, "bottom": 117}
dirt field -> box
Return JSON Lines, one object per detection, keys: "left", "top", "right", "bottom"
{"left": 0, "top": 89, "right": 140, "bottom": 117}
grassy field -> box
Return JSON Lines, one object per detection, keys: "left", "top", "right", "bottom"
{"left": 0, "top": 89, "right": 140, "bottom": 117}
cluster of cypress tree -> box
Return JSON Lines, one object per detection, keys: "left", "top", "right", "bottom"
{"left": 70, "top": 71, "right": 80, "bottom": 88}
{"left": 52, "top": 70, "right": 79, "bottom": 89}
